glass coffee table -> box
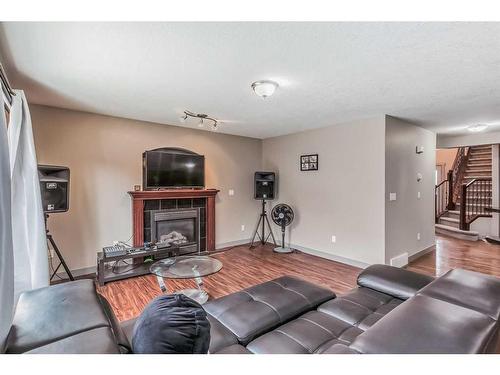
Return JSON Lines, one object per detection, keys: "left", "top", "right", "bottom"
{"left": 150, "top": 255, "right": 223, "bottom": 304}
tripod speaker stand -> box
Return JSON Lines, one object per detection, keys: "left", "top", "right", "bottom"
{"left": 250, "top": 199, "right": 277, "bottom": 248}
{"left": 45, "top": 214, "right": 74, "bottom": 282}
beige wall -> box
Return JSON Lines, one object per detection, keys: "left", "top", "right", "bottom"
{"left": 436, "top": 148, "right": 458, "bottom": 180}
{"left": 31, "top": 105, "right": 262, "bottom": 272}
{"left": 384, "top": 116, "right": 436, "bottom": 264}
{"left": 32, "top": 104, "right": 438, "bottom": 272}
{"left": 263, "top": 117, "right": 387, "bottom": 267}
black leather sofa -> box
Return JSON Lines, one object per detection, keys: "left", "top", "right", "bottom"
{"left": 4, "top": 280, "right": 131, "bottom": 353}
{"left": 205, "top": 265, "right": 500, "bottom": 354}
{"left": 3, "top": 264, "right": 500, "bottom": 354}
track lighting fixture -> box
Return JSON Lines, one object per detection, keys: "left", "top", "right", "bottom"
{"left": 180, "top": 110, "right": 219, "bottom": 130}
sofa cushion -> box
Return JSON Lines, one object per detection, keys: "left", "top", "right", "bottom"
{"left": 246, "top": 287, "right": 402, "bottom": 354}
{"left": 98, "top": 295, "right": 131, "bottom": 352}
{"left": 318, "top": 287, "right": 403, "bottom": 329}
{"left": 6, "top": 280, "right": 122, "bottom": 354}
{"left": 207, "top": 314, "right": 239, "bottom": 353}
{"left": 246, "top": 310, "right": 357, "bottom": 354}
{"left": 213, "top": 344, "right": 252, "bottom": 354}
{"left": 418, "top": 268, "right": 500, "bottom": 320}
{"left": 25, "top": 327, "right": 121, "bottom": 354}
{"left": 357, "top": 264, "right": 434, "bottom": 300}
{"left": 204, "top": 276, "right": 335, "bottom": 345}
{"left": 350, "top": 294, "right": 497, "bottom": 354}
{"left": 321, "top": 343, "right": 360, "bottom": 354}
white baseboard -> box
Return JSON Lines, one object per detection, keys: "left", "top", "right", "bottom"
{"left": 408, "top": 243, "right": 435, "bottom": 262}
{"left": 290, "top": 243, "right": 371, "bottom": 269}
{"left": 390, "top": 252, "right": 409, "bottom": 268}
{"left": 215, "top": 238, "right": 251, "bottom": 250}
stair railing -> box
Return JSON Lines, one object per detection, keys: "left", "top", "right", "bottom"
{"left": 459, "top": 177, "right": 492, "bottom": 230}
{"left": 435, "top": 170, "right": 454, "bottom": 222}
{"left": 450, "top": 146, "right": 470, "bottom": 206}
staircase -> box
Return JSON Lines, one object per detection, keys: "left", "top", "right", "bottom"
{"left": 435, "top": 145, "right": 492, "bottom": 241}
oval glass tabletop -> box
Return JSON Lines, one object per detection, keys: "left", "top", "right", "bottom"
{"left": 150, "top": 256, "right": 223, "bottom": 279}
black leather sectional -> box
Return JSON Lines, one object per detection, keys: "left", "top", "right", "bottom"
{"left": 3, "top": 264, "right": 500, "bottom": 354}
{"left": 205, "top": 265, "right": 500, "bottom": 354}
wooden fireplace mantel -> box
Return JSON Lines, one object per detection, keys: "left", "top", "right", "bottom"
{"left": 128, "top": 189, "right": 219, "bottom": 251}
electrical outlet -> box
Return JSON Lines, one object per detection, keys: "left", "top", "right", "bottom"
{"left": 417, "top": 191, "right": 421, "bottom": 199}
{"left": 241, "top": 225, "right": 245, "bottom": 232}
{"left": 229, "top": 189, "right": 235, "bottom": 196}
{"left": 417, "top": 232, "right": 421, "bottom": 241}
{"left": 331, "top": 235, "right": 336, "bottom": 243}
{"left": 389, "top": 193, "right": 397, "bottom": 201}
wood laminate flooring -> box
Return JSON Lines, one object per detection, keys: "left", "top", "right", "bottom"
{"left": 406, "top": 234, "right": 500, "bottom": 277}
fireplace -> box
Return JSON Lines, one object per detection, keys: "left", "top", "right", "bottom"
{"left": 150, "top": 208, "right": 200, "bottom": 255}
{"left": 128, "top": 189, "right": 219, "bottom": 252}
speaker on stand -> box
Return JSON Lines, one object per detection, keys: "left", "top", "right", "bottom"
{"left": 250, "top": 172, "right": 278, "bottom": 248}
{"left": 38, "top": 165, "right": 74, "bottom": 282}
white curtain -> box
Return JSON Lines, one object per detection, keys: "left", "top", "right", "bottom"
{"left": 0, "top": 87, "right": 14, "bottom": 349}
{"left": 8, "top": 90, "right": 48, "bottom": 299}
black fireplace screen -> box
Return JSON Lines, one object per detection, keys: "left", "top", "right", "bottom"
{"left": 150, "top": 208, "right": 200, "bottom": 252}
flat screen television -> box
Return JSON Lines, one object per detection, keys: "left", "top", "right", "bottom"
{"left": 143, "top": 148, "right": 205, "bottom": 190}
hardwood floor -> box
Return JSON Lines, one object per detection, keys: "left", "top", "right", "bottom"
{"left": 407, "top": 234, "right": 500, "bottom": 277}
{"left": 96, "top": 244, "right": 360, "bottom": 321}
{"left": 96, "top": 234, "right": 500, "bottom": 322}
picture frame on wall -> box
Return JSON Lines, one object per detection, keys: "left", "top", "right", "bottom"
{"left": 300, "top": 154, "right": 319, "bottom": 171}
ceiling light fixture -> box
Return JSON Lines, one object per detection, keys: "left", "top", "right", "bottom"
{"left": 251, "top": 80, "right": 279, "bottom": 98}
{"left": 180, "top": 110, "right": 219, "bottom": 131}
{"left": 468, "top": 124, "right": 488, "bottom": 132}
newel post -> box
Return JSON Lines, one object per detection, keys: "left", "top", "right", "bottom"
{"left": 447, "top": 170, "right": 455, "bottom": 210}
{"left": 459, "top": 184, "right": 468, "bottom": 230}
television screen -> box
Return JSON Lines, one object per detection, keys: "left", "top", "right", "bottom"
{"left": 144, "top": 151, "right": 205, "bottom": 189}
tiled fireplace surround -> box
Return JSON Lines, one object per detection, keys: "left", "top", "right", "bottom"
{"left": 144, "top": 198, "right": 206, "bottom": 252}
{"left": 128, "top": 189, "right": 219, "bottom": 253}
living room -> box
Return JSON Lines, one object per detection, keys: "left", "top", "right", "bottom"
{"left": 1, "top": 1, "right": 500, "bottom": 373}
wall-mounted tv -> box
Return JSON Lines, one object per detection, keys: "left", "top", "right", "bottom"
{"left": 143, "top": 148, "right": 205, "bottom": 190}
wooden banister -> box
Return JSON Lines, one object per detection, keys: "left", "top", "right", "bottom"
{"left": 459, "top": 177, "right": 492, "bottom": 230}
{"left": 451, "top": 147, "right": 470, "bottom": 203}
{"left": 435, "top": 174, "right": 451, "bottom": 222}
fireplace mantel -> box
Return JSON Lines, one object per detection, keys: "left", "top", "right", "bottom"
{"left": 128, "top": 189, "right": 219, "bottom": 251}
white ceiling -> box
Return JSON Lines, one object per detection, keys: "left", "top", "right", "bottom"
{"left": 2, "top": 22, "right": 500, "bottom": 139}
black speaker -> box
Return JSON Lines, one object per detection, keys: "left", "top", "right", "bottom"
{"left": 38, "top": 165, "right": 70, "bottom": 213}
{"left": 254, "top": 171, "right": 276, "bottom": 200}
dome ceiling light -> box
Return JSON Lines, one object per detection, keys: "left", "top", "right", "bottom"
{"left": 251, "top": 80, "right": 279, "bottom": 98}
{"left": 180, "top": 110, "right": 219, "bottom": 131}
{"left": 467, "top": 124, "right": 488, "bottom": 132}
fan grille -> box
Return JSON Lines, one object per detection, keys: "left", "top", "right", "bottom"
{"left": 271, "top": 204, "right": 294, "bottom": 226}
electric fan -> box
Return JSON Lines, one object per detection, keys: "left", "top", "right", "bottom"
{"left": 271, "top": 203, "right": 294, "bottom": 253}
